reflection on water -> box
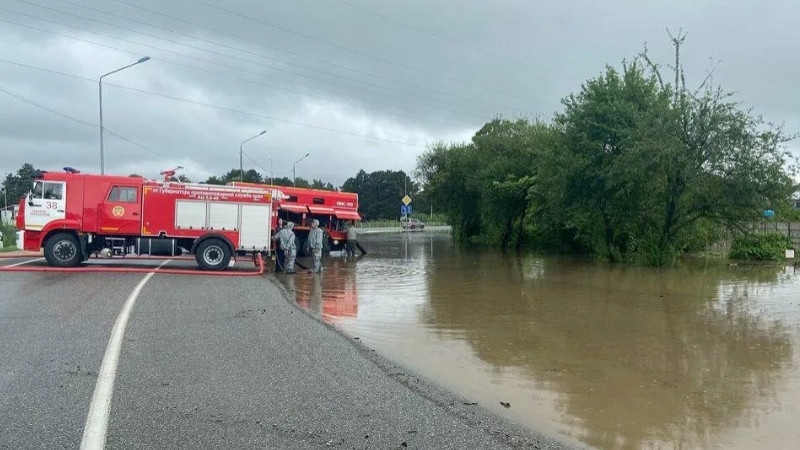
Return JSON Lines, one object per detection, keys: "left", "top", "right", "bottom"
{"left": 281, "top": 232, "right": 800, "bottom": 450}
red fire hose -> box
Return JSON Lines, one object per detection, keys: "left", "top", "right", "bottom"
{"left": 0, "top": 253, "right": 266, "bottom": 276}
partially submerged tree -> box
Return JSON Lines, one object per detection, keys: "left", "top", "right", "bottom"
{"left": 416, "top": 31, "right": 797, "bottom": 265}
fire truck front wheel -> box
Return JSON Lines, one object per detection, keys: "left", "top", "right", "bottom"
{"left": 44, "top": 232, "right": 83, "bottom": 267}
{"left": 195, "top": 238, "right": 231, "bottom": 271}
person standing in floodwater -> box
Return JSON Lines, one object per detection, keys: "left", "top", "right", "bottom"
{"left": 308, "top": 219, "right": 324, "bottom": 273}
{"left": 281, "top": 221, "right": 297, "bottom": 274}
{"left": 273, "top": 220, "right": 286, "bottom": 272}
{"left": 345, "top": 220, "right": 358, "bottom": 258}
{"left": 286, "top": 222, "right": 297, "bottom": 273}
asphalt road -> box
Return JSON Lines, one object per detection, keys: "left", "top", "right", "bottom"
{"left": 0, "top": 256, "right": 579, "bottom": 449}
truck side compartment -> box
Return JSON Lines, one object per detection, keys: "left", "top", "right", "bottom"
{"left": 16, "top": 169, "right": 273, "bottom": 271}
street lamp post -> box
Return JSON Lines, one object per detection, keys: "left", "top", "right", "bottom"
{"left": 292, "top": 153, "right": 309, "bottom": 187}
{"left": 2, "top": 173, "right": 7, "bottom": 224}
{"left": 239, "top": 130, "right": 267, "bottom": 181}
{"left": 99, "top": 56, "right": 150, "bottom": 175}
{"left": 266, "top": 154, "right": 273, "bottom": 184}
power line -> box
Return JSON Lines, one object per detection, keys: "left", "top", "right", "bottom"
{"left": 241, "top": 151, "right": 269, "bottom": 175}
{"left": 0, "top": 58, "right": 431, "bottom": 148}
{"left": 2, "top": 14, "right": 442, "bottom": 124}
{"left": 188, "top": 0, "right": 548, "bottom": 104}
{"left": 49, "top": 0, "right": 527, "bottom": 113}
{"left": 330, "top": 0, "right": 578, "bottom": 80}
{"left": 1, "top": 5, "right": 497, "bottom": 122}
{"left": 14, "top": 0, "right": 509, "bottom": 116}
{"left": 0, "top": 19, "right": 480, "bottom": 128}
{"left": 108, "top": 0, "right": 552, "bottom": 110}
{"left": 0, "top": 85, "right": 164, "bottom": 158}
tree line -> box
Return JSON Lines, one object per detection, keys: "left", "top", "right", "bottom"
{"left": 2, "top": 165, "right": 429, "bottom": 222}
{"left": 416, "top": 34, "right": 800, "bottom": 265}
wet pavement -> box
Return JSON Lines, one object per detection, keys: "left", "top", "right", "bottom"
{"left": 288, "top": 232, "right": 800, "bottom": 450}
{"left": 0, "top": 255, "right": 573, "bottom": 449}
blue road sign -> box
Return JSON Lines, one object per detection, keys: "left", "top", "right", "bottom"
{"left": 400, "top": 205, "right": 413, "bottom": 215}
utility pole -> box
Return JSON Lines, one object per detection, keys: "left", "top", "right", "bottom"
{"left": 1, "top": 172, "right": 7, "bottom": 225}
{"left": 667, "top": 27, "right": 686, "bottom": 105}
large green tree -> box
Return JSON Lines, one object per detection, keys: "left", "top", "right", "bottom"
{"left": 2, "top": 163, "right": 40, "bottom": 208}
{"left": 416, "top": 34, "right": 798, "bottom": 265}
{"left": 417, "top": 119, "right": 558, "bottom": 246}
{"left": 539, "top": 60, "right": 673, "bottom": 261}
{"left": 540, "top": 36, "right": 797, "bottom": 264}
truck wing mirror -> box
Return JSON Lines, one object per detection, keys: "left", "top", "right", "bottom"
{"left": 27, "top": 195, "right": 40, "bottom": 207}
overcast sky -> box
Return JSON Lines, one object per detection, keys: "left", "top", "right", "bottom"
{"left": 1, "top": 0, "right": 798, "bottom": 187}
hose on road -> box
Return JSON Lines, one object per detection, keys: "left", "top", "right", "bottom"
{"left": 0, "top": 254, "right": 266, "bottom": 276}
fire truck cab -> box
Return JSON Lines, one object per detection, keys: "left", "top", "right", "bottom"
{"left": 15, "top": 168, "right": 274, "bottom": 270}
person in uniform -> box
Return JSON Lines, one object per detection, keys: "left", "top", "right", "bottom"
{"left": 308, "top": 219, "right": 324, "bottom": 273}
{"left": 345, "top": 220, "right": 358, "bottom": 257}
{"left": 273, "top": 220, "right": 286, "bottom": 272}
{"left": 284, "top": 221, "right": 297, "bottom": 274}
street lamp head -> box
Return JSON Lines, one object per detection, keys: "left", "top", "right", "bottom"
{"left": 259, "top": 130, "right": 267, "bottom": 135}
{"left": 137, "top": 56, "right": 151, "bottom": 63}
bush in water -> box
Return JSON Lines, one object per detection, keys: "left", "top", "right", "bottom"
{"left": 728, "top": 233, "right": 793, "bottom": 261}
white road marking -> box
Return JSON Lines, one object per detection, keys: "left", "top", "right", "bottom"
{"left": 80, "top": 259, "right": 171, "bottom": 450}
{"left": 1, "top": 257, "right": 45, "bottom": 268}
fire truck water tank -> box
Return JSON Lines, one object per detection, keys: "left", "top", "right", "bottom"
{"left": 134, "top": 237, "right": 182, "bottom": 256}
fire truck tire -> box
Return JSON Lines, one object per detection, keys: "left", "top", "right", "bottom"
{"left": 44, "top": 232, "right": 83, "bottom": 267}
{"left": 195, "top": 238, "right": 231, "bottom": 271}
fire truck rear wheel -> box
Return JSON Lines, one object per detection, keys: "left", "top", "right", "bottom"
{"left": 44, "top": 232, "right": 83, "bottom": 267}
{"left": 195, "top": 238, "right": 231, "bottom": 271}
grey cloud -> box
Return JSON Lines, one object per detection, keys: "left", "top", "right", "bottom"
{"left": 1, "top": 0, "right": 798, "bottom": 186}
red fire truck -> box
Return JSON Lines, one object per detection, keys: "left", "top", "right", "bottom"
{"left": 228, "top": 182, "right": 362, "bottom": 256}
{"left": 15, "top": 168, "right": 274, "bottom": 270}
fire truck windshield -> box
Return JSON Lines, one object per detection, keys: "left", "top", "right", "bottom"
{"left": 31, "top": 181, "right": 43, "bottom": 199}
{"left": 29, "top": 180, "right": 63, "bottom": 201}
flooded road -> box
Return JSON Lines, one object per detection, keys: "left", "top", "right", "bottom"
{"left": 284, "top": 231, "right": 800, "bottom": 450}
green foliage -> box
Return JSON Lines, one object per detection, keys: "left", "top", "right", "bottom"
{"left": 414, "top": 34, "right": 799, "bottom": 266}
{"left": 204, "top": 169, "right": 263, "bottom": 185}
{"left": 1, "top": 222, "right": 16, "bottom": 248}
{"left": 341, "top": 169, "right": 420, "bottom": 220}
{"left": 418, "top": 119, "right": 557, "bottom": 247}
{"left": 2, "top": 163, "right": 39, "bottom": 209}
{"left": 311, "top": 179, "right": 336, "bottom": 191}
{"left": 269, "top": 177, "right": 294, "bottom": 187}
{"left": 729, "top": 233, "right": 793, "bottom": 261}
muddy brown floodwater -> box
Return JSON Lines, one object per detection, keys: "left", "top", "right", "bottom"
{"left": 283, "top": 231, "right": 800, "bottom": 450}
